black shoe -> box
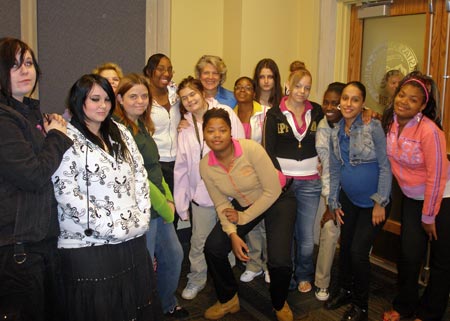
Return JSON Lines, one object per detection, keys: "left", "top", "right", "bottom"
{"left": 341, "top": 304, "right": 368, "bottom": 321}
{"left": 164, "top": 306, "right": 189, "bottom": 318}
{"left": 324, "top": 288, "right": 352, "bottom": 310}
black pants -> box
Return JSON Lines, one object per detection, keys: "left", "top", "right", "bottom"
{"left": 0, "top": 238, "right": 63, "bottom": 321}
{"left": 393, "top": 195, "right": 450, "bottom": 321}
{"left": 204, "top": 189, "right": 296, "bottom": 310}
{"left": 338, "top": 190, "right": 390, "bottom": 310}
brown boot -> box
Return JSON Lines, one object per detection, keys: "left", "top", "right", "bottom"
{"left": 275, "top": 301, "right": 293, "bottom": 321}
{"left": 204, "top": 294, "right": 240, "bottom": 320}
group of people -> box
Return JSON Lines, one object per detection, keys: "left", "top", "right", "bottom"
{"left": 1, "top": 35, "right": 449, "bottom": 321}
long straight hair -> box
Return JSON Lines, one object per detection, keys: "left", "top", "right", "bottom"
{"left": 253, "top": 58, "right": 282, "bottom": 108}
{"left": 68, "top": 74, "right": 130, "bottom": 161}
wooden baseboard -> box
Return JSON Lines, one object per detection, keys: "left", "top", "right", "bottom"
{"left": 370, "top": 254, "right": 398, "bottom": 274}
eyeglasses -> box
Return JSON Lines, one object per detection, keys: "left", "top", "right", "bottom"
{"left": 234, "top": 85, "right": 253, "bottom": 91}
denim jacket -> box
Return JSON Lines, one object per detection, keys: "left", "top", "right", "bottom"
{"left": 328, "top": 114, "right": 391, "bottom": 211}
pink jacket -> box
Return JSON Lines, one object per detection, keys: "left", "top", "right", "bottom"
{"left": 387, "top": 114, "right": 450, "bottom": 223}
{"left": 174, "top": 100, "right": 245, "bottom": 220}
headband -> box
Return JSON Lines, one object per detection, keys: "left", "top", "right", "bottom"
{"left": 403, "top": 78, "right": 429, "bottom": 104}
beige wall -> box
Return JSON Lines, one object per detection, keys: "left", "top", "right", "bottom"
{"left": 171, "top": 0, "right": 333, "bottom": 103}
{"left": 171, "top": 0, "right": 225, "bottom": 84}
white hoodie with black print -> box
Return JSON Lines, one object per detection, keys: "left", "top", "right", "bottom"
{"left": 52, "top": 122, "right": 150, "bottom": 248}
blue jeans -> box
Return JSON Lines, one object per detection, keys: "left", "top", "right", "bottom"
{"left": 292, "top": 179, "right": 321, "bottom": 283}
{"left": 146, "top": 216, "right": 184, "bottom": 313}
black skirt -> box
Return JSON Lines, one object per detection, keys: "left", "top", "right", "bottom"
{"left": 58, "top": 235, "right": 163, "bottom": 321}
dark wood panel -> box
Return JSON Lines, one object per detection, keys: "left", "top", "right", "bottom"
{"left": 347, "top": 5, "right": 363, "bottom": 81}
{"left": 383, "top": 219, "right": 401, "bottom": 235}
{"left": 434, "top": 0, "right": 450, "bottom": 151}
{"left": 389, "top": 0, "right": 427, "bottom": 15}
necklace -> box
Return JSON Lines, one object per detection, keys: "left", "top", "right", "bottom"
{"left": 344, "top": 125, "right": 351, "bottom": 136}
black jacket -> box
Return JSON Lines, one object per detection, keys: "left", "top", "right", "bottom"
{"left": 263, "top": 100, "right": 323, "bottom": 171}
{"left": 0, "top": 94, "right": 73, "bottom": 246}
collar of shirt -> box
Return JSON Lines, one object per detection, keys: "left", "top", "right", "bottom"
{"left": 393, "top": 112, "right": 423, "bottom": 130}
{"left": 208, "top": 138, "right": 243, "bottom": 166}
{"left": 280, "top": 96, "right": 313, "bottom": 133}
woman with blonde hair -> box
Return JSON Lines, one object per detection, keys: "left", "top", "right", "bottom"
{"left": 284, "top": 60, "right": 306, "bottom": 95}
{"left": 194, "top": 55, "right": 236, "bottom": 108}
{"left": 264, "top": 68, "right": 323, "bottom": 294}
{"left": 92, "top": 62, "right": 123, "bottom": 93}
{"left": 378, "top": 69, "right": 404, "bottom": 109}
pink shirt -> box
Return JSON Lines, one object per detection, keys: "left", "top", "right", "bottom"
{"left": 242, "top": 123, "right": 251, "bottom": 139}
{"left": 279, "top": 99, "right": 313, "bottom": 134}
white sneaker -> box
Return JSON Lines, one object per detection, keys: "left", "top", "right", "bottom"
{"left": 181, "top": 283, "right": 205, "bottom": 300}
{"left": 264, "top": 270, "right": 270, "bottom": 283}
{"left": 240, "top": 270, "right": 263, "bottom": 282}
{"left": 315, "top": 287, "right": 330, "bottom": 301}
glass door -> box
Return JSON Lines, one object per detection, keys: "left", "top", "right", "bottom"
{"left": 361, "top": 14, "right": 426, "bottom": 113}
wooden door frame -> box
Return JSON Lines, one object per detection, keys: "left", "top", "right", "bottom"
{"left": 439, "top": 1, "right": 450, "bottom": 149}
{"left": 348, "top": 0, "right": 450, "bottom": 151}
